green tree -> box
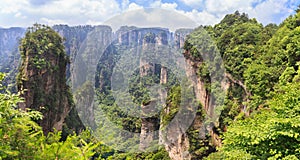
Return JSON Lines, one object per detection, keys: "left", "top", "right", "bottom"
{"left": 0, "top": 76, "right": 98, "bottom": 159}
{"left": 209, "top": 76, "right": 300, "bottom": 159}
{"left": 17, "top": 24, "right": 84, "bottom": 135}
{"left": 244, "top": 10, "right": 300, "bottom": 108}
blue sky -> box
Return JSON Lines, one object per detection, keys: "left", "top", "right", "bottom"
{"left": 0, "top": 0, "right": 299, "bottom": 28}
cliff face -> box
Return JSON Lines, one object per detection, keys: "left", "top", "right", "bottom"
{"left": 174, "top": 29, "right": 193, "bottom": 49}
{"left": 139, "top": 31, "right": 166, "bottom": 151}
{"left": 53, "top": 25, "right": 112, "bottom": 128}
{"left": 95, "top": 27, "right": 172, "bottom": 145}
{"left": 95, "top": 26, "right": 201, "bottom": 158}
{"left": 0, "top": 27, "right": 25, "bottom": 72}
{"left": 1, "top": 24, "right": 216, "bottom": 159}
{"left": 179, "top": 27, "right": 226, "bottom": 159}
{"left": 0, "top": 25, "right": 100, "bottom": 131}
{"left": 0, "top": 28, "right": 25, "bottom": 91}
{"left": 17, "top": 25, "right": 84, "bottom": 135}
{"left": 115, "top": 26, "right": 170, "bottom": 48}
{"left": 70, "top": 25, "right": 112, "bottom": 90}
{"left": 53, "top": 25, "right": 95, "bottom": 80}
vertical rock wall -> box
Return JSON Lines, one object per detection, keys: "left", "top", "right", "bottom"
{"left": 17, "top": 26, "right": 84, "bottom": 135}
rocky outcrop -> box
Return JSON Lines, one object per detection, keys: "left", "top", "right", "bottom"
{"left": 178, "top": 27, "right": 225, "bottom": 159}
{"left": 0, "top": 27, "right": 25, "bottom": 92}
{"left": 53, "top": 25, "right": 112, "bottom": 89}
{"left": 174, "top": 29, "right": 193, "bottom": 49}
{"left": 2, "top": 25, "right": 214, "bottom": 159}
{"left": 159, "top": 29, "right": 198, "bottom": 160}
{"left": 53, "top": 25, "right": 95, "bottom": 79}
{"left": 0, "top": 27, "right": 25, "bottom": 72}
{"left": 53, "top": 25, "right": 112, "bottom": 129}
{"left": 139, "top": 33, "right": 161, "bottom": 150}
{"left": 116, "top": 26, "right": 170, "bottom": 47}
{"left": 116, "top": 26, "right": 139, "bottom": 46}
{"left": 184, "top": 56, "right": 211, "bottom": 115}
{"left": 17, "top": 25, "right": 84, "bottom": 135}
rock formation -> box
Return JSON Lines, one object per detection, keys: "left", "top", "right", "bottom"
{"left": 17, "top": 24, "right": 84, "bottom": 135}
{"left": 2, "top": 24, "right": 221, "bottom": 159}
{"left": 0, "top": 27, "right": 25, "bottom": 72}
{"left": 0, "top": 27, "right": 25, "bottom": 92}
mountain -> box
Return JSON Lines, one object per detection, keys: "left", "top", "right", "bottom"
{"left": 0, "top": 27, "right": 25, "bottom": 72}
{"left": 1, "top": 9, "right": 300, "bottom": 159}
{"left": 0, "top": 27, "right": 25, "bottom": 92}
{"left": 17, "top": 24, "right": 84, "bottom": 135}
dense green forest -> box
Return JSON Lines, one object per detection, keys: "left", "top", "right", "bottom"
{"left": 1, "top": 8, "right": 300, "bottom": 160}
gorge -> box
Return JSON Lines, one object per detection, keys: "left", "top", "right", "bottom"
{"left": 1, "top": 10, "right": 300, "bottom": 159}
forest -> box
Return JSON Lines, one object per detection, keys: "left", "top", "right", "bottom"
{"left": 0, "top": 8, "right": 300, "bottom": 160}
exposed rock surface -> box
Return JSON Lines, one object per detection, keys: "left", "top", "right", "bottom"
{"left": 175, "top": 29, "right": 193, "bottom": 49}
{"left": 0, "top": 28, "right": 26, "bottom": 91}
{"left": 17, "top": 25, "right": 84, "bottom": 135}
{"left": 0, "top": 27, "right": 25, "bottom": 72}
{"left": 1, "top": 25, "right": 212, "bottom": 159}
{"left": 139, "top": 32, "right": 162, "bottom": 150}
{"left": 53, "top": 25, "right": 113, "bottom": 128}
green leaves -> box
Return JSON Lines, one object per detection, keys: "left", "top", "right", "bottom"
{"left": 38, "top": 130, "right": 99, "bottom": 160}
{"left": 206, "top": 11, "right": 300, "bottom": 159}
{"left": 217, "top": 81, "right": 300, "bottom": 159}
{"left": 19, "top": 24, "right": 66, "bottom": 70}
{"left": 0, "top": 72, "right": 98, "bottom": 159}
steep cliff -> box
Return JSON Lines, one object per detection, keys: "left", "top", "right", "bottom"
{"left": 17, "top": 24, "right": 84, "bottom": 135}
{"left": 95, "top": 27, "right": 177, "bottom": 151}
{"left": 0, "top": 27, "right": 25, "bottom": 91}
{"left": 0, "top": 27, "right": 25, "bottom": 71}
{"left": 1, "top": 24, "right": 212, "bottom": 159}
{"left": 53, "top": 25, "right": 95, "bottom": 80}
{"left": 53, "top": 25, "right": 112, "bottom": 128}
{"left": 159, "top": 26, "right": 226, "bottom": 160}
{"left": 174, "top": 28, "right": 193, "bottom": 49}
{"left": 94, "top": 26, "right": 201, "bottom": 159}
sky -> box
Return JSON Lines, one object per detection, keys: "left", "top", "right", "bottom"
{"left": 0, "top": 0, "right": 300, "bottom": 28}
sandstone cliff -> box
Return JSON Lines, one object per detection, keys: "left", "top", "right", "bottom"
{"left": 17, "top": 25, "right": 84, "bottom": 135}
{"left": 0, "top": 27, "right": 25, "bottom": 92}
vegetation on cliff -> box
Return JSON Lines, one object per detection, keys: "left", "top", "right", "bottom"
{"left": 0, "top": 8, "right": 300, "bottom": 159}
{"left": 17, "top": 24, "right": 84, "bottom": 135}
{"left": 0, "top": 73, "right": 99, "bottom": 159}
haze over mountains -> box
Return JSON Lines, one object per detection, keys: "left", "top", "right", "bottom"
{"left": 1, "top": 9, "right": 300, "bottom": 159}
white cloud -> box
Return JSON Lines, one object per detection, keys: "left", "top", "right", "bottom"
{"left": 14, "top": 12, "right": 21, "bottom": 18}
{"left": 0, "top": 0, "right": 298, "bottom": 27}
{"left": 30, "top": 0, "right": 120, "bottom": 19}
{"left": 180, "top": 0, "right": 204, "bottom": 7}
{"left": 146, "top": 0, "right": 219, "bottom": 26}
{"left": 0, "top": 0, "right": 30, "bottom": 14}
{"left": 202, "top": 0, "right": 297, "bottom": 25}
{"left": 150, "top": 0, "right": 178, "bottom": 10}
{"left": 205, "top": 0, "right": 257, "bottom": 17}
{"left": 40, "top": 17, "right": 66, "bottom": 26}
{"left": 122, "top": 0, "right": 130, "bottom": 10}
{"left": 0, "top": 0, "right": 121, "bottom": 27}
{"left": 248, "top": 0, "right": 295, "bottom": 24}
{"left": 161, "top": 3, "right": 178, "bottom": 10}
{"left": 104, "top": 9, "right": 198, "bottom": 31}
{"left": 127, "top": 3, "right": 143, "bottom": 11}
{"left": 181, "top": 9, "right": 220, "bottom": 26}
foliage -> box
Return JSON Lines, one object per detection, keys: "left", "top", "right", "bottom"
{"left": 17, "top": 24, "right": 84, "bottom": 134}
{"left": 2, "top": 9, "right": 300, "bottom": 159}
{"left": 244, "top": 10, "right": 300, "bottom": 108}
{"left": 0, "top": 73, "right": 98, "bottom": 159}
{"left": 106, "top": 147, "right": 171, "bottom": 160}
{"left": 215, "top": 77, "right": 300, "bottom": 159}
{"left": 185, "top": 9, "right": 300, "bottom": 159}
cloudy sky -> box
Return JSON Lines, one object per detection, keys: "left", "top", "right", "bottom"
{"left": 0, "top": 0, "right": 299, "bottom": 28}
